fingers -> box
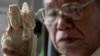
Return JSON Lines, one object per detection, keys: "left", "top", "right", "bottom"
{"left": 1, "top": 47, "right": 25, "bottom": 56}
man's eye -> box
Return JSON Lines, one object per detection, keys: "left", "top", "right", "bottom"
{"left": 48, "top": 11, "right": 58, "bottom": 17}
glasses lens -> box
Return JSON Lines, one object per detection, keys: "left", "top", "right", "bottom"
{"left": 61, "top": 3, "right": 83, "bottom": 20}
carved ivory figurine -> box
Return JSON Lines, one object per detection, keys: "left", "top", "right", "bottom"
{"left": 1, "top": 2, "right": 37, "bottom": 56}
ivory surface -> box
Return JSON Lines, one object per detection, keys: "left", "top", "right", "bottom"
{"left": 1, "top": 2, "right": 37, "bottom": 56}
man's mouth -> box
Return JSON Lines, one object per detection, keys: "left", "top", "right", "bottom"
{"left": 57, "top": 37, "right": 81, "bottom": 47}
{"left": 59, "top": 37, "right": 80, "bottom": 43}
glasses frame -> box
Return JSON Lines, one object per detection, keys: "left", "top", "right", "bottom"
{"left": 36, "top": 0, "right": 95, "bottom": 24}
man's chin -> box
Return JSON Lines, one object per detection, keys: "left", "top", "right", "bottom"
{"left": 57, "top": 40, "right": 84, "bottom": 55}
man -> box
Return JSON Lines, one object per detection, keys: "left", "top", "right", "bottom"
{"left": 38, "top": 0, "right": 100, "bottom": 56}
{"left": 42, "top": 0, "right": 100, "bottom": 56}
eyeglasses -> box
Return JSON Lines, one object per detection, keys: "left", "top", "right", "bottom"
{"left": 36, "top": 0, "right": 95, "bottom": 25}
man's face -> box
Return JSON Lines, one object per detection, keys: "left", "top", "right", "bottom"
{"left": 44, "top": 0, "right": 100, "bottom": 56}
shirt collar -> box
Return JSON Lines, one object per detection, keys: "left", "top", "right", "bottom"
{"left": 92, "top": 47, "right": 100, "bottom": 56}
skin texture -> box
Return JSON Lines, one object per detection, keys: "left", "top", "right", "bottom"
{"left": 44, "top": 0, "right": 100, "bottom": 56}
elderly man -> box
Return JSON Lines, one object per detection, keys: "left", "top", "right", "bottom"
{"left": 40, "top": 0, "right": 100, "bottom": 56}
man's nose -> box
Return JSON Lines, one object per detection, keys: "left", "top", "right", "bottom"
{"left": 57, "top": 15, "right": 73, "bottom": 30}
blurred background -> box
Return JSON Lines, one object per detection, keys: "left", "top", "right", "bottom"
{"left": 0, "top": 0, "right": 59, "bottom": 56}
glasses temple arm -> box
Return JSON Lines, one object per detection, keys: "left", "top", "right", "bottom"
{"left": 35, "top": 8, "right": 45, "bottom": 24}
{"left": 82, "top": 0, "right": 95, "bottom": 8}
